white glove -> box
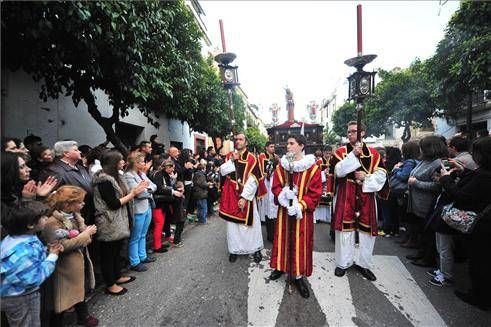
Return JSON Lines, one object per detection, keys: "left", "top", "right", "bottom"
{"left": 278, "top": 189, "right": 289, "bottom": 208}
{"left": 287, "top": 202, "right": 303, "bottom": 220}
{"left": 282, "top": 186, "right": 297, "bottom": 200}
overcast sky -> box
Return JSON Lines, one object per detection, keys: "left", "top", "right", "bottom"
{"left": 200, "top": 1, "right": 460, "bottom": 124}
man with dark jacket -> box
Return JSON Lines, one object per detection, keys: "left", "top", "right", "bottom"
{"left": 39, "top": 140, "right": 94, "bottom": 223}
{"left": 193, "top": 164, "right": 209, "bottom": 224}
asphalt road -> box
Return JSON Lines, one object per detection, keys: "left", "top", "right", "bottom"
{"left": 79, "top": 215, "right": 490, "bottom": 327}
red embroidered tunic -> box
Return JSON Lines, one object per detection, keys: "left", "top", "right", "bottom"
{"left": 219, "top": 150, "right": 266, "bottom": 226}
{"left": 270, "top": 160, "right": 322, "bottom": 277}
{"left": 326, "top": 143, "right": 389, "bottom": 236}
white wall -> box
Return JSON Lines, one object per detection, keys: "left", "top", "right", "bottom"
{"left": 0, "top": 69, "right": 195, "bottom": 149}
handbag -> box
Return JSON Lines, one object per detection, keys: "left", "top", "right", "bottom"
{"left": 441, "top": 203, "right": 491, "bottom": 234}
{"left": 389, "top": 174, "right": 407, "bottom": 195}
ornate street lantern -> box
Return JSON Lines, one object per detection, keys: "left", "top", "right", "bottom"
{"left": 215, "top": 52, "right": 240, "bottom": 89}
{"left": 346, "top": 67, "right": 377, "bottom": 101}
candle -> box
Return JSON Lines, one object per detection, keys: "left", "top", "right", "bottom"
{"left": 357, "top": 4, "right": 362, "bottom": 56}
{"left": 219, "top": 19, "right": 227, "bottom": 53}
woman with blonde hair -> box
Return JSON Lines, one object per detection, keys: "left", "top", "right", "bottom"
{"left": 43, "top": 185, "right": 98, "bottom": 326}
{"left": 92, "top": 150, "right": 146, "bottom": 296}
{"left": 124, "top": 152, "right": 156, "bottom": 272}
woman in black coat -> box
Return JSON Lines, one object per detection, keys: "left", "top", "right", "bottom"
{"left": 439, "top": 136, "right": 491, "bottom": 310}
{"left": 151, "top": 160, "right": 185, "bottom": 248}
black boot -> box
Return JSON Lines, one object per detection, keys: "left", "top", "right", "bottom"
{"left": 334, "top": 267, "right": 346, "bottom": 277}
{"left": 295, "top": 277, "right": 310, "bottom": 298}
{"left": 269, "top": 270, "right": 283, "bottom": 281}
{"left": 229, "top": 254, "right": 237, "bottom": 263}
{"left": 355, "top": 265, "right": 376, "bottom": 281}
{"left": 253, "top": 250, "right": 262, "bottom": 263}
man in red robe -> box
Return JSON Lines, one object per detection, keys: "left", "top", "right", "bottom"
{"left": 269, "top": 134, "right": 322, "bottom": 298}
{"left": 219, "top": 133, "right": 267, "bottom": 263}
{"left": 257, "top": 141, "right": 279, "bottom": 242}
{"left": 327, "top": 121, "right": 388, "bottom": 281}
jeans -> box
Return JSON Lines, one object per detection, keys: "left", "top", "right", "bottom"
{"left": 2, "top": 291, "right": 41, "bottom": 327}
{"left": 196, "top": 199, "right": 208, "bottom": 223}
{"left": 435, "top": 232, "right": 454, "bottom": 279}
{"left": 128, "top": 207, "right": 152, "bottom": 267}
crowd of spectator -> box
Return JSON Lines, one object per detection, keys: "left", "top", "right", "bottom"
{"left": 1, "top": 134, "right": 224, "bottom": 326}
{"left": 373, "top": 131, "right": 491, "bottom": 311}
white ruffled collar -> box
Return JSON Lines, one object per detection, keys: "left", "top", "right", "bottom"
{"left": 280, "top": 154, "right": 316, "bottom": 172}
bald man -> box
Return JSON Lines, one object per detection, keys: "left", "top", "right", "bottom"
{"left": 168, "top": 146, "right": 184, "bottom": 181}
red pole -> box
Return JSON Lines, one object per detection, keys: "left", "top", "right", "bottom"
{"left": 357, "top": 4, "right": 362, "bottom": 56}
{"left": 219, "top": 19, "right": 227, "bottom": 53}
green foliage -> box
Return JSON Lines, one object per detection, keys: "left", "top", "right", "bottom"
{"left": 245, "top": 126, "right": 268, "bottom": 154}
{"left": 1, "top": 1, "right": 237, "bottom": 154}
{"left": 332, "top": 60, "right": 435, "bottom": 143}
{"left": 428, "top": 1, "right": 491, "bottom": 118}
{"left": 331, "top": 102, "right": 357, "bottom": 137}
{"left": 370, "top": 60, "right": 436, "bottom": 142}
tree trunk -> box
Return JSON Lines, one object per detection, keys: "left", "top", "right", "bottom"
{"left": 83, "top": 90, "right": 129, "bottom": 157}
{"left": 466, "top": 92, "right": 473, "bottom": 138}
{"left": 401, "top": 122, "right": 411, "bottom": 143}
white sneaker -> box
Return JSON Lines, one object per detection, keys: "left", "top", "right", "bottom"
{"left": 429, "top": 272, "right": 453, "bottom": 287}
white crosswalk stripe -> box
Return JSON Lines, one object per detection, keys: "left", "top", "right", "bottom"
{"left": 247, "top": 262, "right": 284, "bottom": 327}
{"left": 309, "top": 252, "right": 357, "bottom": 327}
{"left": 372, "top": 255, "right": 447, "bottom": 327}
{"left": 247, "top": 251, "right": 447, "bottom": 327}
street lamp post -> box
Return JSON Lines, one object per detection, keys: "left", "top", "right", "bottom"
{"left": 344, "top": 4, "right": 377, "bottom": 245}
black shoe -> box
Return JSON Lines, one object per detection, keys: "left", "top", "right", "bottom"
{"left": 253, "top": 251, "right": 262, "bottom": 263}
{"left": 104, "top": 287, "right": 127, "bottom": 296}
{"left": 355, "top": 265, "right": 376, "bottom": 281}
{"left": 269, "top": 270, "right": 284, "bottom": 281}
{"left": 334, "top": 267, "right": 346, "bottom": 277}
{"left": 294, "top": 278, "right": 310, "bottom": 298}
{"left": 229, "top": 254, "right": 237, "bottom": 263}
{"left": 141, "top": 256, "right": 156, "bottom": 264}
{"left": 153, "top": 247, "right": 168, "bottom": 253}
{"left": 406, "top": 253, "right": 423, "bottom": 261}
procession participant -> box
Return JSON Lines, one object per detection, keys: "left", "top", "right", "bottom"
{"left": 257, "top": 141, "right": 279, "bottom": 242}
{"left": 314, "top": 145, "right": 333, "bottom": 224}
{"left": 327, "top": 121, "right": 388, "bottom": 281}
{"left": 269, "top": 134, "right": 322, "bottom": 299}
{"left": 218, "top": 133, "right": 266, "bottom": 263}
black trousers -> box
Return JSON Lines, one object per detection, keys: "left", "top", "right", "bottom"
{"left": 265, "top": 217, "right": 275, "bottom": 242}
{"left": 469, "top": 220, "right": 491, "bottom": 306}
{"left": 174, "top": 222, "right": 185, "bottom": 244}
{"left": 99, "top": 239, "right": 124, "bottom": 287}
{"left": 51, "top": 301, "right": 89, "bottom": 326}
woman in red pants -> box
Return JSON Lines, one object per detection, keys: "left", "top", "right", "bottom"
{"left": 150, "top": 160, "right": 184, "bottom": 252}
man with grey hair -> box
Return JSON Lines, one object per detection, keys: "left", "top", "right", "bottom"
{"left": 39, "top": 140, "right": 94, "bottom": 223}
